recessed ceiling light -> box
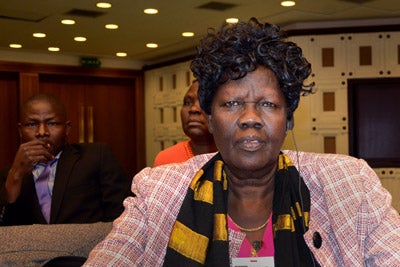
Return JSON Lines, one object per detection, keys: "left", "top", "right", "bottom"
{"left": 226, "top": 18, "right": 239, "bottom": 24}
{"left": 144, "top": 8, "right": 158, "bottom": 15}
{"left": 182, "top": 32, "right": 194, "bottom": 37}
{"left": 105, "top": 24, "right": 119, "bottom": 29}
{"left": 48, "top": 47, "right": 60, "bottom": 52}
{"left": 74, "top": 36, "right": 87, "bottom": 42}
{"left": 116, "top": 52, "right": 127, "bottom": 57}
{"left": 96, "top": 2, "right": 112, "bottom": 8}
{"left": 9, "top": 44, "right": 22, "bottom": 48}
{"left": 146, "top": 43, "right": 158, "bottom": 48}
{"left": 61, "top": 19, "right": 76, "bottom": 25}
{"left": 33, "top": 33, "right": 46, "bottom": 38}
{"left": 281, "top": 1, "right": 296, "bottom": 7}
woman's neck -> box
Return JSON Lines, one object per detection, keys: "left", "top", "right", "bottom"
{"left": 189, "top": 139, "right": 217, "bottom": 156}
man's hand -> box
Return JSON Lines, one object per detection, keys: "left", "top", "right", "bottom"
{"left": 5, "top": 140, "right": 54, "bottom": 203}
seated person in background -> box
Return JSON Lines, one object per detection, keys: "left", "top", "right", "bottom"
{"left": 153, "top": 80, "right": 217, "bottom": 166}
{"left": 84, "top": 18, "right": 400, "bottom": 266}
{"left": 0, "top": 93, "right": 131, "bottom": 225}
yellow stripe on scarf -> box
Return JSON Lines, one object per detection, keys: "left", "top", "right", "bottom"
{"left": 274, "top": 155, "right": 310, "bottom": 235}
{"left": 213, "top": 213, "right": 228, "bottom": 241}
{"left": 167, "top": 157, "right": 229, "bottom": 264}
{"left": 168, "top": 221, "right": 209, "bottom": 264}
{"left": 278, "top": 153, "right": 294, "bottom": 170}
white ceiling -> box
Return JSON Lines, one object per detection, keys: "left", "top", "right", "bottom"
{"left": 0, "top": 0, "right": 399, "bottom": 66}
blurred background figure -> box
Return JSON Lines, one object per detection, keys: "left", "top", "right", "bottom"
{"left": 153, "top": 80, "right": 217, "bottom": 166}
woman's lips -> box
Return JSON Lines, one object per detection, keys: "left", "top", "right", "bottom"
{"left": 237, "top": 137, "right": 264, "bottom": 151}
{"left": 187, "top": 120, "right": 203, "bottom": 127}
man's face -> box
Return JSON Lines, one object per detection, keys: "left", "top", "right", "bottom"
{"left": 19, "top": 100, "right": 71, "bottom": 156}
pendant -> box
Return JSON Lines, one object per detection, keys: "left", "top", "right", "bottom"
{"left": 251, "top": 241, "right": 263, "bottom": 257}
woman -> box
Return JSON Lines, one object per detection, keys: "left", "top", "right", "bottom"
{"left": 84, "top": 18, "right": 400, "bottom": 266}
{"left": 153, "top": 80, "right": 217, "bottom": 166}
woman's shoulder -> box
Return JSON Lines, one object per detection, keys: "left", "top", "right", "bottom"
{"left": 133, "top": 153, "right": 217, "bottom": 192}
{"left": 283, "top": 150, "right": 376, "bottom": 187}
{"left": 284, "top": 150, "right": 367, "bottom": 169}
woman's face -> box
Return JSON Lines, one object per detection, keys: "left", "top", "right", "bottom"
{"left": 181, "top": 81, "right": 211, "bottom": 140}
{"left": 208, "top": 67, "right": 288, "bottom": 176}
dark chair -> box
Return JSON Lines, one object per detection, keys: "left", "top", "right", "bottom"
{"left": 41, "top": 256, "right": 87, "bottom": 267}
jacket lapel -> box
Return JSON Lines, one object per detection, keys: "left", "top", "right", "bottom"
{"left": 49, "top": 145, "right": 80, "bottom": 223}
{"left": 27, "top": 174, "right": 47, "bottom": 223}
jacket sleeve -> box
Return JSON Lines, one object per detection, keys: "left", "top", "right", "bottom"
{"left": 358, "top": 161, "right": 400, "bottom": 266}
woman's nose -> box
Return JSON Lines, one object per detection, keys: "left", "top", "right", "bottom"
{"left": 189, "top": 103, "right": 201, "bottom": 114}
{"left": 238, "top": 104, "right": 263, "bottom": 129}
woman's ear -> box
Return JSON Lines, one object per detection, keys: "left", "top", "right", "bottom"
{"left": 207, "top": 115, "right": 214, "bottom": 134}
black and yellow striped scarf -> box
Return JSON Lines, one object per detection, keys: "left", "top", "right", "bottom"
{"left": 163, "top": 152, "right": 319, "bottom": 267}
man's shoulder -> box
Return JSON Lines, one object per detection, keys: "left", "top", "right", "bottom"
{"left": 66, "top": 143, "right": 110, "bottom": 153}
{"left": 60, "top": 143, "right": 114, "bottom": 162}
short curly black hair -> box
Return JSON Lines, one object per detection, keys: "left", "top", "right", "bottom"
{"left": 191, "top": 17, "right": 313, "bottom": 119}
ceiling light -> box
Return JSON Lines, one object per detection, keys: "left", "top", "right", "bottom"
{"left": 226, "top": 18, "right": 239, "bottom": 24}
{"left": 9, "top": 44, "right": 22, "bottom": 48}
{"left": 74, "top": 36, "right": 87, "bottom": 42}
{"left": 105, "top": 24, "right": 119, "bottom": 29}
{"left": 116, "top": 52, "right": 127, "bottom": 57}
{"left": 182, "top": 32, "right": 194, "bottom": 37}
{"left": 61, "top": 19, "right": 75, "bottom": 25}
{"left": 281, "top": 1, "right": 296, "bottom": 7}
{"left": 48, "top": 47, "right": 60, "bottom": 52}
{"left": 146, "top": 43, "right": 158, "bottom": 48}
{"left": 144, "top": 8, "right": 158, "bottom": 15}
{"left": 96, "top": 2, "right": 112, "bottom": 8}
{"left": 33, "top": 33, "right": 46, "bottom": 38}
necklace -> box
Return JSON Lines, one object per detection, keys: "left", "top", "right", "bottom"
{"left": 228, "top": 215, "right": 270, "bottom": 232}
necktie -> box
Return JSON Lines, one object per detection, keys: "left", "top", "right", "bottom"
{"left": 35, "top": 158, "right": 57, "bottom": 223}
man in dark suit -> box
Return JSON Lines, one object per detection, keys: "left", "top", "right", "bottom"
{"left": 0, "top": 93, "right": 132, "bottom": 225}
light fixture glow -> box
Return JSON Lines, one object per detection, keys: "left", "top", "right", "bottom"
{"left": 105, "top": 24, "right": 119, "bottom": 29}
{"left": 9, "top": 44, "right": 22, "bottom": 48}
{"left": 74, "top": 36, "right": 87, "bottom": 42}
{"left": 116, "top": 52, "right": 127, "bottom": 57}
{"left": 226, "top": 18, "right": 239, "bottom": 24}
{"left": 146, "top": 43, "right": 158, "bottom": 48}
{"left": 182, "top": 32, "right": 194, "bottom": 37}
{"left": 281, "top": 1, "right": 296, "bottom": 7}
{"left": 96, "top": 2, "right": 112, "bottom": 8}
{"left": 48, "top": 47, "right": 60, "bottom": 52}
{"left": 61, "top": 19, "right": 76, "bottom": 25}
{"left": 33, "top": 32, "right": 46, "bottom": 38}
{"left": 144, "top": 8, "right": 158, "bottom": 14}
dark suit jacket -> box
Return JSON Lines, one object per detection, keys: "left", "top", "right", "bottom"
{"left": 0, "top": 143, "right": 132, "bottom": 226}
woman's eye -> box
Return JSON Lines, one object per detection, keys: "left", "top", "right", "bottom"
{"left": 259, "top": 101, "right": 277, "bottom": 108}
{"left": 223, "top": 101, "right": 242, "bottom": 107}
{"left": 183, "top": 99, "right": 192, "bottom": 106}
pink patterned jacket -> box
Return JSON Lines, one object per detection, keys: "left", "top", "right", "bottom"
{"left": 85, "top": 151, "right": 400, "bottom": 266}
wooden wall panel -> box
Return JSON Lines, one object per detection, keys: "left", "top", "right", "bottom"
{"left": 0, "top": 61, "right": 145, "bottom": 176}
{"left": 0, "top": 72, "right": 19, "bottom": 168}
